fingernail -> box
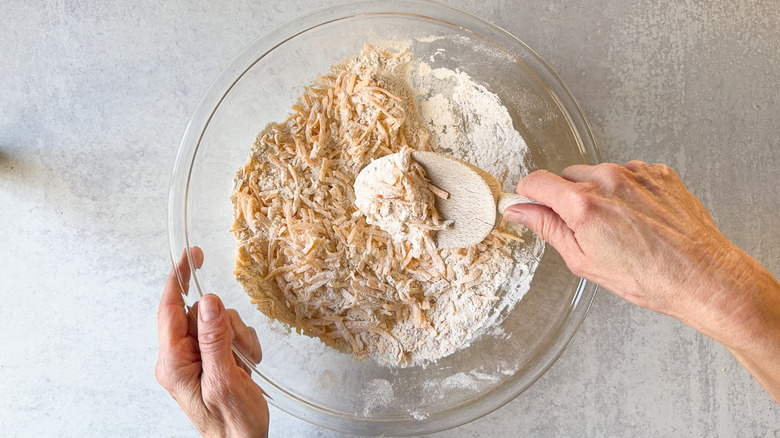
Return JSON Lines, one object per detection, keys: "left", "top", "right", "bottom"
{"left": 199, "top": 294, "right": 222, "bottom": 321}
{"left": 504, "top": 207, "right": 527, "bottom": 225}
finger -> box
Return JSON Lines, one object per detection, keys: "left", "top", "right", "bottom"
{"left": 560, "top": 164, "right": 598, "bottom": 182}
{"left": 563, "top": 163, "right": 637, "bottom": 189}
{"left": 190, "top": 246, "right": 205, "bottom": 269}
{"left": 623, "top": 159, "right": 649, "bottom": 172}
{"left": 162, "top": 250, "right": 191, "bottom": 308}
{"left": 561, "top": 163, "right": 644, "bottom": 201}
{"left": 180, "top": 247, "right": 205, "bottom": 298}
{"left": 248, "top": 327, "right": 262, "bottom": 364}
{"left": 234, "top": 351, "right": 252, "bottom": 376}
{"left": 226, "top": 309, "right": 259, "bottom": 365}
{"left": 159, "top": 250, "right": 196, "bottom": 347}
{"left": 197, "top": 294, "right": 238, "bottom": 380}
{"left": 503, "top": 203, "right": 580, "bottom": 258}
{"left": 186, "top": 302, "right": 199, "bottom": 339}
{"left": 160, "top": 247, "right": 205, "bottom": 308}
{"left": 515, "top": 170, "right": 577, "bottom": 214}
{"left": 234, "top": 326, "right": 263, "bottom": 366}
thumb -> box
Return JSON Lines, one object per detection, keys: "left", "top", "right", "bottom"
{"left": 197, "top": 294, "right": 236, "bottom": 377}
{"left": 503, "top": 203, "right": 577, "bottom": 253}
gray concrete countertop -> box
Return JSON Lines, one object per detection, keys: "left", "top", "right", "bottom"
{"left": 1, "top": 1, "right": 777, "bottom": 436}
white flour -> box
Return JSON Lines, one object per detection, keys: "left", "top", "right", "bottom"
{"left": 413, "top": 61, "right": 530, "bottom": 191}
{"left": 410, "top": 60, "right": 540, "bottom": 341}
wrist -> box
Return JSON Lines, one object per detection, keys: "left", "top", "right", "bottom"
{"left": 676, "top": 239, "right": 780, "bottom": 356}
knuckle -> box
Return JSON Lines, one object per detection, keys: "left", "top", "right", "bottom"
{"left": 535, "top": 215, "right": 553, "bottom": 241}
{"left": 532, "top": 169, "right": 555, "bottom": 178}
{"left": 198, "top": 323, "right": 232, "bottom": 353}
{"left": 597, "top": 162, "right": 630, "bottom": 180}
{"left": 591, "top": 163, "right": 639, "bottom": 196}
{"left": 534, "top": 211, "right": 565, "bottom": 245}
{"left": 154, "top": 362, "right": 164, "bottom": 384}
{"left": 519, "top": 169, "right": 551, "bottom": 190}
{"left": 154, "top": 361, "right": 173, "bottom": 389}
{"left": 156, "top": 306, "right": 170, "bottom": 324}
{"left": 568, "top": 184, "right": 598, "bottom": 217}
{"left": 592, "top": 164, "right": 619, "bottom": 188}
{"left": 650, "top": 162, "right": 676, "bottom": 179}
{"left": 625, "top": 159, "right": 649, "bottom": 171}
{"left": 594, "top": 162, "right": 621, "bottom": 174}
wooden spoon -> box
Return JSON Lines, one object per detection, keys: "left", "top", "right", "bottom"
{"left": 359, "top": 151, "right": 540, "bottom": 249}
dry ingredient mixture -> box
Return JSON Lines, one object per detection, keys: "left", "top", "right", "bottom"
{"left": 353, "top": 147, "right": 452, "bottom": 254}
{"left": 230, "top": 45, "right": 518, "bottom": 366}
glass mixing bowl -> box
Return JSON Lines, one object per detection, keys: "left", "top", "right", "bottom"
{"left": 169, "top": 1, "right": 600, "bottom": 435}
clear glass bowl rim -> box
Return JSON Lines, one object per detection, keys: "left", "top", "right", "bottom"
{"left": 168, "top": 1, "right": 601, "bottom": 435}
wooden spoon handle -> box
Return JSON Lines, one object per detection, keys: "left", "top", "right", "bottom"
{"left": 497, "top": 192, "right": 544, "bottom": 214}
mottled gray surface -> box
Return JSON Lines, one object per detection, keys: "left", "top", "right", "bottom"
{"left": 1, "top": 0, "right": 778, "bottom": 436}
